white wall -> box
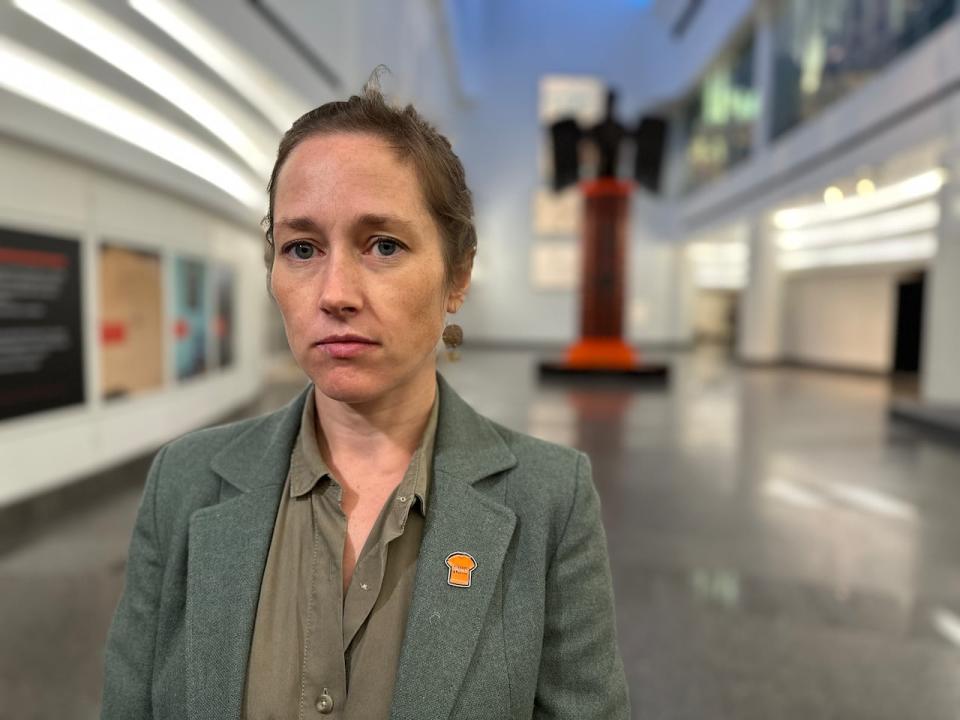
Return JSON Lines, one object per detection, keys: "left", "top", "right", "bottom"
{"left": 782, "top": 271, "right": 899, "bottom": 373}
{"left": 0, "top": 137, "right": 267, "bottom": 508}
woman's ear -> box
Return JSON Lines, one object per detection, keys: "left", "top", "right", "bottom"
{"left": 446, "top": 253, "right": 474, "bottom": 314}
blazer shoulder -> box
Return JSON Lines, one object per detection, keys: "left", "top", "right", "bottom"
{"left": 488, "top": 420, "right": 589, "bottom": 506}
{"left": 149, "top": 399, "right": 299, "bottom": 511}
{"left": 491, "top": 420, "right": 584, "bottom": 472}
{"left": 160, "top": 412, "right": 270, "bottom": 473}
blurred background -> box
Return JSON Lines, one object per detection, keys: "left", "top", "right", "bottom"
{"left": 2, "top": 0, "right": 960, "bottom": 718}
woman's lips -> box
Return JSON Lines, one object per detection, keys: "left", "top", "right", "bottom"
{"left": 315, "top": 340, "right": 378, "bottom": 359}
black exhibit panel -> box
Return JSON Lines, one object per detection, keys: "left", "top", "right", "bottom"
{"left": 0, "top": 228, "right": 85, "bottom": 422}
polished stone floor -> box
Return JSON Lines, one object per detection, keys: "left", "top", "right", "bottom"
{"left": 3, "top": 347, "right": 960, "bottom": 719}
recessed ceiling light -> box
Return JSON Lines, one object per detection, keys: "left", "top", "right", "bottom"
{"left": 823, "top": 186, "right": 844, "bottom": 204}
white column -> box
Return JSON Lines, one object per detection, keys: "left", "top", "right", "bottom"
{"left": 737, "top": 216, "right": 783, "bottom": 363}
{"left": 921, "top": 157, "right": 960, "bottom": 404}
{"left": 670, "top": 244, "right": 695, "bottom": 345}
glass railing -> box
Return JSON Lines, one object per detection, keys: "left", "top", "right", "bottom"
{"left": 770, "top": 0, "right": 957, "bottom": 139}
{"left": 681, "top": 32, "right": 760, "bottom": 192}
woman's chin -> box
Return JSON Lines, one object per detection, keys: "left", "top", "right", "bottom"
{"left": 308, "top": 365, "right": 388, "bottom": 405}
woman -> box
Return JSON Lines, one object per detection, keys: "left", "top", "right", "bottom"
{"left": 101, "top": 81, "right": 629, "bottom": 720}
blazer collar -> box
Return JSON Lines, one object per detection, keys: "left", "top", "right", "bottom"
{"left": 208, "top": 372, "right": 518, "bottom": 494}
{"left": 432, "top": 373, "right": 518, "bottom": 484}
{"left": 209, "top": 387, "right": 308, "bottom": 492}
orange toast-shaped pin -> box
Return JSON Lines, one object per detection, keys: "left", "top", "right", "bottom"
{"left": 445, "top": 552, "right": 477, "bottom": 588}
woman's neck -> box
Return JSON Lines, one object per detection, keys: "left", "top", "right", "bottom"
{"left": 312, "top": 367, "right": 438, "bottom": 476}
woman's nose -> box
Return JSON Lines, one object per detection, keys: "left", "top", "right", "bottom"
{"left": 318, "top": 251, "right": 362, "bottom": 317}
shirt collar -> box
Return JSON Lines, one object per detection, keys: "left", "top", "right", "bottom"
{"left": 290, "top": 384, "right": 439, "bottom": 517}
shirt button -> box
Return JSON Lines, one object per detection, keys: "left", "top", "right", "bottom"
{"left": 360, "top": 582, "right": 369, "bottom": 590}
{"left": 398, "top": 495, "right": 408, "bottom": 503}
{"left": 315, "top": 689, "right": 334, "bottom": 714}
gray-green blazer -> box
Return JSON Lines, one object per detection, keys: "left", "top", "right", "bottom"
{"left": 101, "top": 374, "right": 629, "bottom": 719}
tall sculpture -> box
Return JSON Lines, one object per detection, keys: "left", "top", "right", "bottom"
{"left": 540, "top": 90, "right": 668, "bottom": 379}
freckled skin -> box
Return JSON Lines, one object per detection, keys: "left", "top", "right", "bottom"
{"left": 270, "top": 132, "right": 468, "bottom": 409}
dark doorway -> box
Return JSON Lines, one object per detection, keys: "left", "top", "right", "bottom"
{"left": 893, "top": 272, "right": 925, "bottom": 373}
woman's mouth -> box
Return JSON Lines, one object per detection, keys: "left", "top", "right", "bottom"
{"left": 315, "top": 334, "right": 378, "bottom": 359}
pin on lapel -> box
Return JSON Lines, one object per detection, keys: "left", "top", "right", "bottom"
{"left": 445, "top": 552, "right": 477, "bottom": 588}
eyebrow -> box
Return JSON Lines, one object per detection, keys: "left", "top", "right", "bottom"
{"left": 276, "top": 216, "right": 321, "bottom": 233}
{"left": 275, "top": 213, "right": 418, "bottom": 235}
{"left": 354, "top": 213, "right": 417, "bottom": 232}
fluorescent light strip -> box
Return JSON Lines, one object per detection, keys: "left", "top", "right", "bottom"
{"left": 779, "top": 234, "right": 937, "bottom": 271}
{"left": 130, "top": 0, "right": 308, "bottom": 132}
{"left": 0, "top": 36, "right": 262, "bottom": 210}
{"left": 776, "top": 201, "right": 940, "bottom": 250}
{"left": 773, "top": 169, "right": 946, "bottom": 230}
{"left": 15, "top": 0, "right": 275, "bottom": 178}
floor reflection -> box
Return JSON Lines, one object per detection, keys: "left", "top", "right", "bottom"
{"left": 443, "top": 347, "right": 960, "bottom": 719}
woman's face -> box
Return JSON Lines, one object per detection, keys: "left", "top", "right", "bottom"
{"left": 271, "top": 132, "right": 467, "bottom": 405}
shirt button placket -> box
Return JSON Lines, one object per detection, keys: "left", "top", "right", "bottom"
{"left": 315, "top": 688, "right": 334, "bottom": 714}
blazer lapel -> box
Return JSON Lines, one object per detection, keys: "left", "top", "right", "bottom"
{"left": 390, "top": 375, "right": 518, "bottom": 720}
{"left": 185, "top": 387, "right": 309, "bottom": 720}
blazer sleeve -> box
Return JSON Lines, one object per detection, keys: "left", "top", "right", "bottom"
{"left": 101, "top": 445, "right": 169, "bottom": 720}
{"left": 533, "top": 452, "right": 630, "bottom": 719}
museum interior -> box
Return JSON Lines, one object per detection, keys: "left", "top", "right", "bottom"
{"left": 2, "top": 0, "right": 960, "bottom": 717}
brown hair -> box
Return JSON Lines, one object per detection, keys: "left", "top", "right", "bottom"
{"left": 263, "top": 71, "right": 476, "bottom": 288}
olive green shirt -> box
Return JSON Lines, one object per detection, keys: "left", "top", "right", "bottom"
{"left": 242, "top": 385, "right": 439, "bottom": 720}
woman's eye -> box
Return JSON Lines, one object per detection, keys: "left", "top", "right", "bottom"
{"left": 373, "top": 238, "right": 401, "bottom": 257}
{"left": 289, "top": 242, "right": 314, "bottom": 260}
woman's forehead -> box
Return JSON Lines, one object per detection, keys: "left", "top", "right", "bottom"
{"left": 282, "top": 132, "right": 409, "bottom": 181}
{"left": 276, "top": 133, "right": 426, "bottom": 212}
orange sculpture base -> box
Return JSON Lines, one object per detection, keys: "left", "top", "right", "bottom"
{"left": 565, "top": 338, "right": 638, "bottom": 370}
{"left": 539, "top": 339, "right": 669, "bottom": 381}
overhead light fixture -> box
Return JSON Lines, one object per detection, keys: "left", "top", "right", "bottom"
{"left": 823, "top": 185, "right": 844, "bottom": 204}
{"left": 130, "top": 0, "right": 308, "bottom": 132}
{"left": 0, "top": 36, "right": 262, "bottom": 210}
{"left": 856, "top": 178, "right": 876, "bottom": 196}
{"left": 773, "top": 168, "right": 946, "bottom": 230}
{"left": 779, "top": 233, "right": 937, "bottom": 271}
{"left": 776, "top": 201, "right": 940, "bottom": 250}
{"left": 15, "top": 0, "right": 275, "bottom": 178}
